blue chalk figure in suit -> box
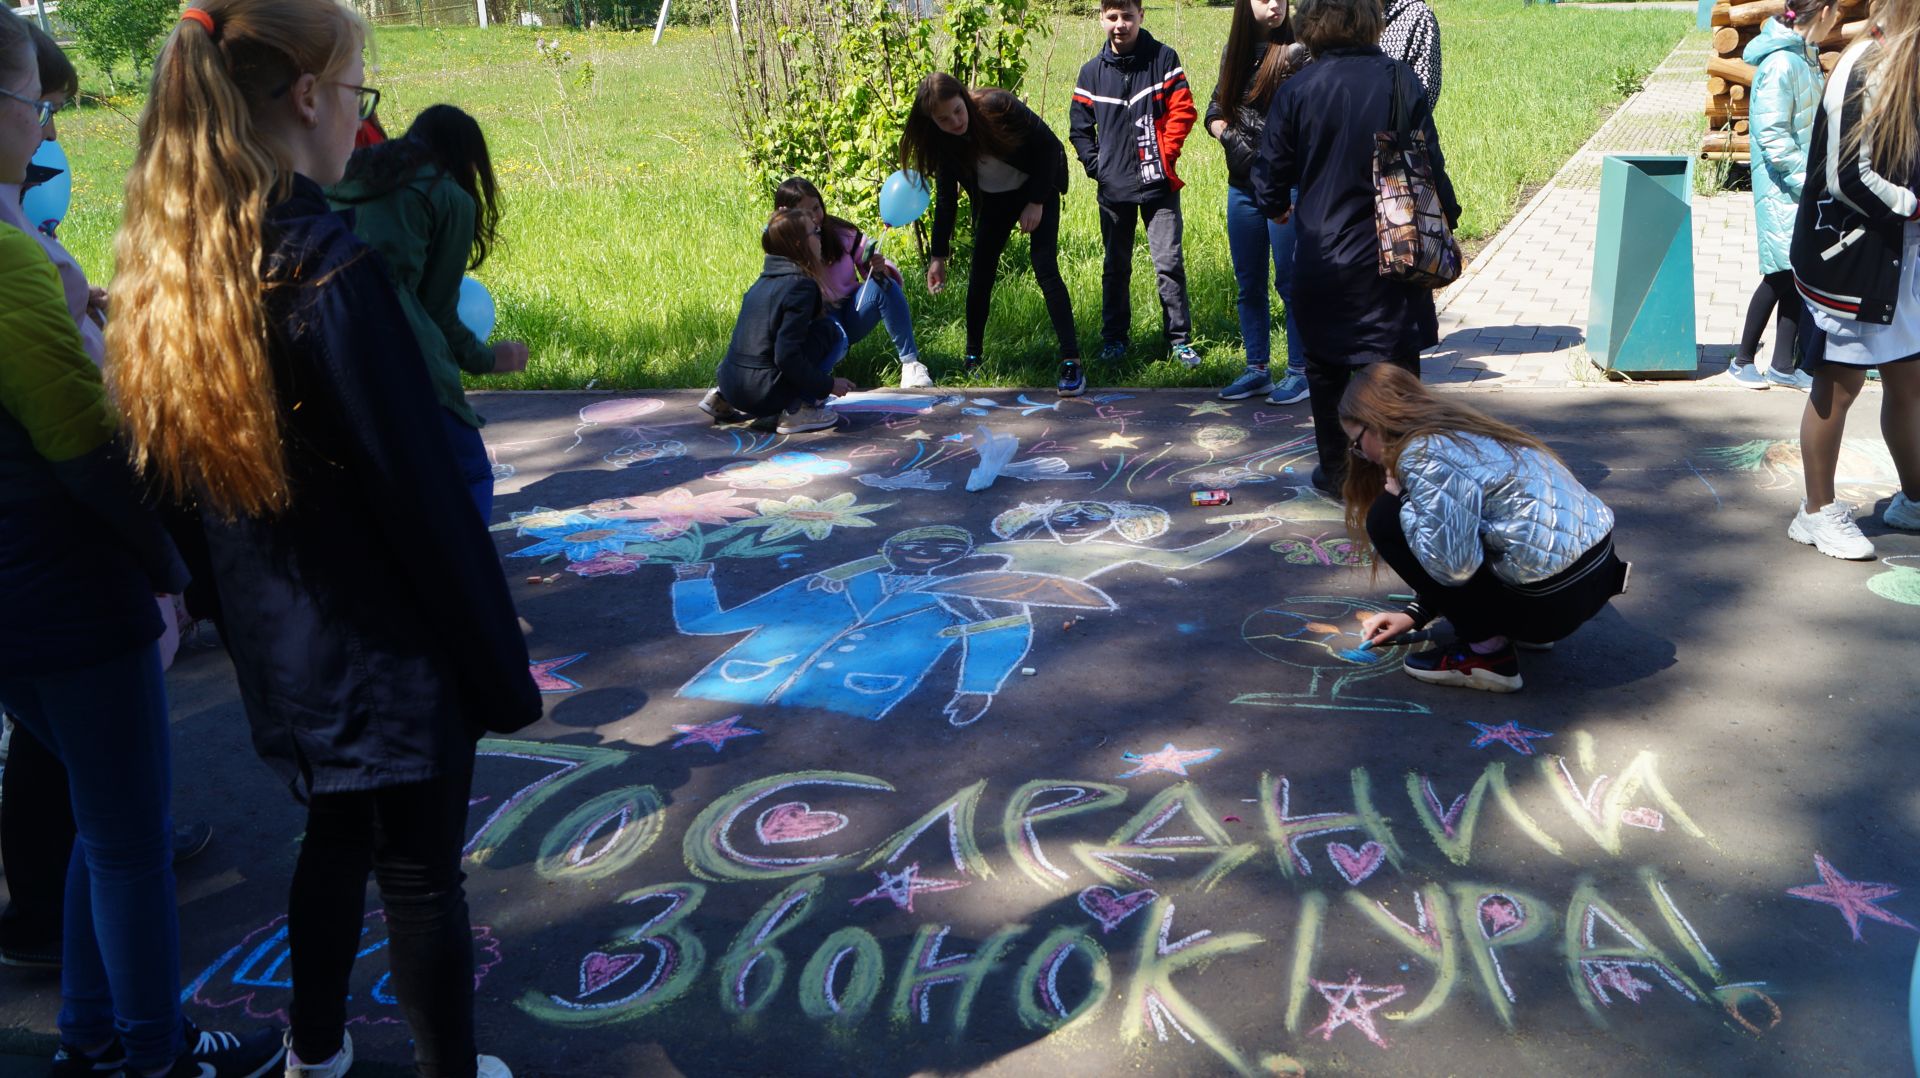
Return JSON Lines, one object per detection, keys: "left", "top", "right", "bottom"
{"left": 669, "top": 526, "right": 1032, "bottom": 727}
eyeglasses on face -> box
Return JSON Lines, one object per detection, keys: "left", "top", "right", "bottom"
{"left": 267, "top": 79, "right": 380, "bottom": 122}
{"left": 0, "top": 87, "right": 55, "bottom": 127}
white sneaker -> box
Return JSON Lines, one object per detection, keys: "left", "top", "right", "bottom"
{"left": 1788, "top": 499, "right": 1876, "bottom": 559}
{"left": 284, "top": 1032, "right": 352, "bottom": 1078}
{"left": 697, "top": 387, "right": 741, "bottom": 422}
{"left": 776, "top": 403, "right": 841, "bottom": 435}
{"left": 1884, "top": 491, "right": 1920, "bottom": 531}
{"left": 477, "top": 1056, "right": 512, "bottom": 1078}
{"left": 899, "top": 360, "right": 934, "bottom": 389}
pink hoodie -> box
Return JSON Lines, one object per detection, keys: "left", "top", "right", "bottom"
{"left": 0, "top": 182, "right": 105, "bottom": 367}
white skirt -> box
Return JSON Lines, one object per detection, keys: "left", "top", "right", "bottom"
{"left": 1811, "top": 220, "right": 1920, "bottom": 367}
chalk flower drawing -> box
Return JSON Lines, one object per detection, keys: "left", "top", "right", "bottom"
{"left": 491, "top": 506, "right": 598, "bottom": 536}
{"left": 742, "top": 493, "right": 891, "bottom": 542}
{"left": 594, "top": 487, "right": 758, "bottom": 537}
{"left": 1786, "top": 852, "right": 1918, "bottom": 942}
{"left": 513, "top": 521, "right": 663, "bottom": 564}
{"left": 567, "top": 552, "right": 648, "bottom": 578}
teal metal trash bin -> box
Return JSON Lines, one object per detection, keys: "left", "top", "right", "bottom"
{"left": 1588, "top": 155, "right": 1697, "bottom": 376}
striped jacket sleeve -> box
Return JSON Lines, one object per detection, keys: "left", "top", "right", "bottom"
{"left": 1823, "top": 39, "right": 1919, "bottom": 226}
{"left": 1157, "top": 50, "right": 1197, "bottom": 182}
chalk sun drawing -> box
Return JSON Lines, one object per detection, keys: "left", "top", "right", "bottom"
{"left": 1785, "top": 852, "right": 1919, "bottom": 942}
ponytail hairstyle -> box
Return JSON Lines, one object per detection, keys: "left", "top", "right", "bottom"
{"left": 762, "top": 207, "right": 832, "bottom": 311}
{"left": 1218, "top": 0, "right": 1297, "bottom": 116}
{"left": 1849, "top": 0, "right": 1919, "bottom": 185}
{"left": 897, "top": 72, "right": 1015, "bottom": 186}
{"left": 1776, "top": 0, "right": 1838, "bottom": 30}
{"left": 773, "top": 176, "right": 859, "bottom": 267}
{"left": 106, "top": 0, "right": 366, "bottom": 519}
{"left": 1336, "top": 363, "right": 1557, "bottom": 558}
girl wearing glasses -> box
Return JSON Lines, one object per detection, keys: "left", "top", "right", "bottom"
{"left": 704, "top": 207, "right": 858, "bottom": 434}
{"left": 0, "top": 9, "right": 285, "bottom": 1077}
{"left": 1339, "top": 364, "right": 1629, "bottom": 694}
{"left": 107, "top": 3, "right": 537, "bottom": 1076}
{"left": 331, "top": 103, "right": 529, "bottom": 523}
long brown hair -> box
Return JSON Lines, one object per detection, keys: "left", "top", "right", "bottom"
{"left": 1846, "top": 3, "right": 1920, "bottom": 185}
{"left": 106, "top": 0, "right": 366, "bottom": 519}
{"left": 897, "top": 72, "right": 1015, "bottom": 185}
{"left": 1338, "top": 364, "right": 1556, "bottom": 553}
{"left": 773, "top": 176, "right": 858, "bottom": 267}
{"left": 762, "top": 207, "right": 834, "bottom": 309}
{"left": 1217, "top": 0, "right": 1297, "bottom": 116}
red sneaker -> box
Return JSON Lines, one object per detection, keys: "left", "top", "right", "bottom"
{"left": 1402, "top": 640, "right": 1523, "bottom": 693}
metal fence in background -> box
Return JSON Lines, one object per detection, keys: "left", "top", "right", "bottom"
{"left": 349, "top": 0, "right": 729, "bottom": 29}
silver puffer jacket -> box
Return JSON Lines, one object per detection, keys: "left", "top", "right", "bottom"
{"left": 1398, "top": 432, "right": 1614, "bottom": 586}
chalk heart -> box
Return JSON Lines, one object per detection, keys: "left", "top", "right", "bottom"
{"left": 579, "top": 951, "right": 644, "bottom": 997}
{"left": 1327, "top": 841, "right": 1387, "bottom": 886}
{"left": 1077, "top": 886, "right": 1158, "bottom": 933}
{"left": 755, "top": 801, "right": 850, "bottom": 845}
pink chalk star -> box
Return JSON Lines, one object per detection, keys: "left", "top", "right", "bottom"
{"left": 1307, "top": 971, "right": 1406, "bottom": 1048}
{"left": 670, "top": 715, "right": 762, "bottom": 753}
{"left": 849, "top": 863, "right": 968, "bottom": 913}
{"left": 1466, "top": 720, "right": 1553, "bottom": 756}
{"left": 1787, "top": 852, "right": 1918, "bottom": 942}
{"left": 529, "top": 653, "right": 587, "bottom": 693}
{"left": 1117, "top": 743, "right": 1221, "bottom": 779}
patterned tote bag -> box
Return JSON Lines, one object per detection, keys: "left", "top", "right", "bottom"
{"left": 1374, "top": 64, "right": 1461, "bottom": 289}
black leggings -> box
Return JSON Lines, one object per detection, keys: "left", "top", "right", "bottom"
{"left": 0, "top": 722, "right": 74, "bottom": 952}
{"left": 1736, "top": 270, "right": 1801, "bottom": 374}
{"left": 1366, "top": 493, "right": 1629, "bottom": 643}
{"left": 966, "top": 190, "right": 1079, "bottom": 360}
{"left": 288, "top": 750, "right": 478, "bottom": 1076}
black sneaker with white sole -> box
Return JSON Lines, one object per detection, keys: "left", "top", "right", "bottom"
{"left": 158, "top": 1021, "right": 286, "bottom": 1078}
{"left": 49, "top": 1041, "right": 125, "bottom": 1076}
{"left": 1401, "top": 640, "right": 1523, "bottom": 693}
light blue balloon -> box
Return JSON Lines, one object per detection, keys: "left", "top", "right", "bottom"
{"left": 457, "top": 276, "right": 496, "bottom": 340}
{"left": 21, "top": 140, "right": 70, "bottom": 232}
{"left": 878, "top": 169, "right": 931, "bottom": 228}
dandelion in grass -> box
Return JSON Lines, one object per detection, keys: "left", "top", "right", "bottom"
{"left": 513, "top": 521, "right": 663, "bottom": 563}
{"left": 593, "top": 487, "right": 758, "bottom": 538}
{"left": 741, "top": 492, "right": 892, "bottom": 542}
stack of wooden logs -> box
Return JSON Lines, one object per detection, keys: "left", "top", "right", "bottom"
{"left": 1702, "top": 0, "right": 1872, "bottom": 161}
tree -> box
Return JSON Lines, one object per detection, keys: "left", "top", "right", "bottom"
{"left": 60, "top": 0, "right": 180, "bottom": 93}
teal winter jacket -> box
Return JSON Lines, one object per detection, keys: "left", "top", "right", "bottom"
{"left": 1745, "top": 20, "right": 1821, "bottom": 274}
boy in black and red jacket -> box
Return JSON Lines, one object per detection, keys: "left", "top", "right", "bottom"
{"left": 1070, "top": 0, "right": 1201, "bottom": 367}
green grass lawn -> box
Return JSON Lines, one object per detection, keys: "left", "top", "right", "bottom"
{"left": 54, "top": 0, "right": 1684, "bottom": 390}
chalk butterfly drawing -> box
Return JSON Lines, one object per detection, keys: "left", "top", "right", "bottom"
{"left": 1271, "top": 532, "right": 1371, "bottom": 568}
{"left": 1235, "top": 596, "right": 1429, "bottom": 714}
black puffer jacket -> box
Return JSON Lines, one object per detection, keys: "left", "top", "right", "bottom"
{"left": 717, "top": 257, "right": 840, "bottom": 417}
{"left": 1205, "top": 40, "right": 1309, "bottom": 191}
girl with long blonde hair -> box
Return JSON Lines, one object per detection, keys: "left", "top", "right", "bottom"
{"left": 1785, "top": 3, "right": 1920, "bottom": 559}
{"left": 1339, "top": 365, "right": 1629, "bottom": 693}
{"left": 108, "top": 3, "right": 538, "bottom": 1074}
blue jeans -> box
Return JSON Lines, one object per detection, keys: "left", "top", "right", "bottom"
{"left": 1226, "top": 184, "right": 1299, "bottom": 371}
{"left": 440, "top": 409, "right": 494, "bottom": 525}
{"left": 0, "top": 644, "right": 182, "bottom": 1070}
{"left": 835, "top": 275, "right": 918, "bottom": 365}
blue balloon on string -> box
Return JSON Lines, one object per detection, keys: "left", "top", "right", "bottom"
{"left": 878, "top": 169, "right": 931, "bottom": 228}
{"left": 457, "top": 276, "right": 496, "bottom": 339}
{"left": 21, "top": 140, "right": 70, "bottom": 232}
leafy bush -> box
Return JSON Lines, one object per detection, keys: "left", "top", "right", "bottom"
{"left": 58, "top": 0, "right": 178, "bottom": 93}
{"left": 717, "top": 0, "right": 1051, "bottom": 229}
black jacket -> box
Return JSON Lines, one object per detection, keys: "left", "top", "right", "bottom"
{"left": 929, "top": 90, "right": 1071, "bottom": 260}
{"left": 1205, "top": 40, "right": 1309, "bottom": 191}
{"left": 1069, "top": 29, "right": 1199, "bottom": 203}
{"left": 202, "top": 175, "right": 539, "bottom": 800}
{"left": 1791, "top": 37, "right": 1917, "bottom": 326}
{"left": 1253, "top": 47, "right": 1459, "bottom": 363}
{"left": 717, "top": 256, "right": 840, "bottom": 416}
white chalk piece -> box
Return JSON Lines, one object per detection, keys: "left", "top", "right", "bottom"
{"left": 1020, "top": 667, "right": 1037, "bottom": 676}
{"left": 966, "top": 424, "right": 1020, "bottom": 492}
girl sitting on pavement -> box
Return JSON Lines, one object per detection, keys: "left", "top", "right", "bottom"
{"left": 1786, "top": 5, "right": 1920, "bottom": 558}
{"left": 1342, "top": 364, "right": 1630, "bottom": 694}
{"left": 1728, "top": 0, "right": 1841, "bottom": 390}
{"left": 702, "top": 207, "right": 857, "bottom": 434}
{"left": 774, "top": 176, "right": 931, "bottom": 389}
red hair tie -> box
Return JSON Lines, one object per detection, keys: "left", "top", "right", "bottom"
{"left": 180, "top": 8, "right": 218, "bottom": 37}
